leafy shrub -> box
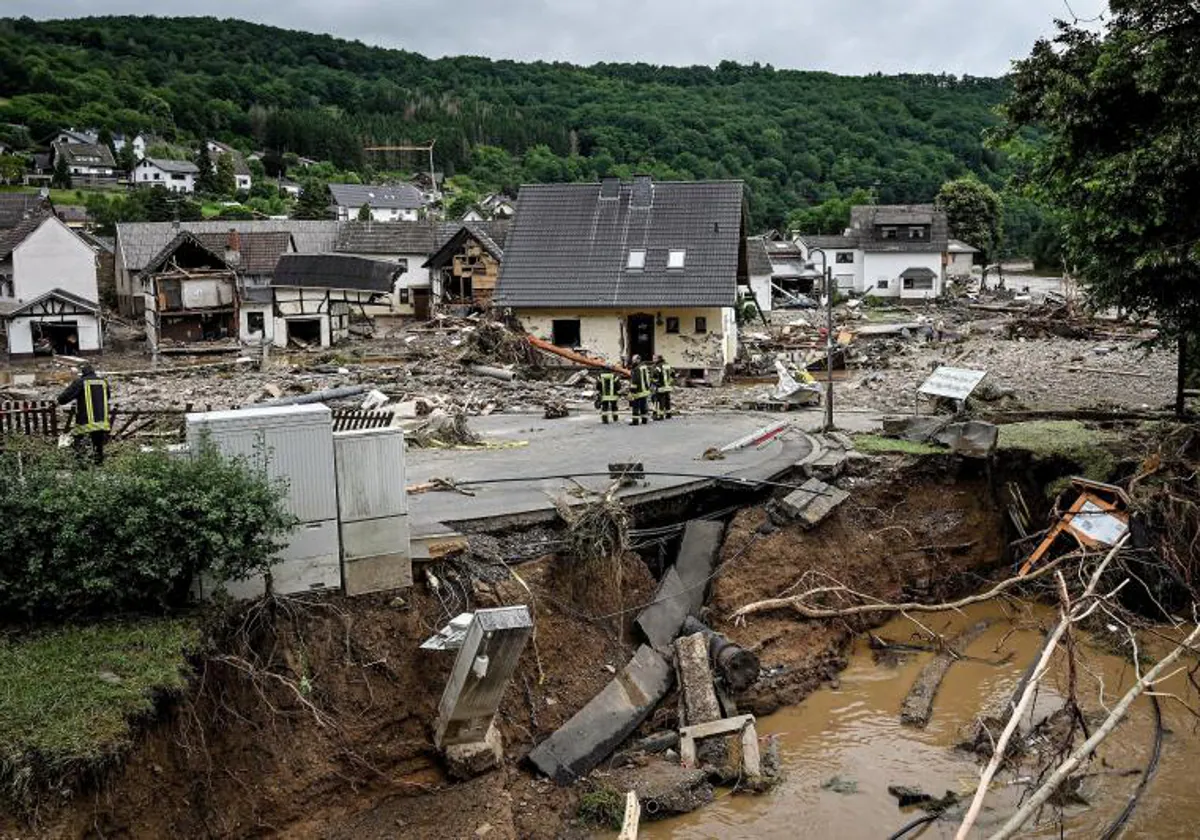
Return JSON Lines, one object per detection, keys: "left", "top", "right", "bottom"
{"left": 576, "top": 787, "right": 625, "bottom": 830}
{"left": 0, "top": 440, "right": 296, "bottom": 620}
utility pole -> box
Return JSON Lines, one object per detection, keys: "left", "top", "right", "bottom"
{"left": 824, "top": 263, "right": 835, "bottom": 432}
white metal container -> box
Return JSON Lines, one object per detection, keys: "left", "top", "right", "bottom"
{"left": 186, "top": 404, "right": 337, "bottom": 523}
{"left": 333, "top": 427, "right": 411, "bottom": 595}
{"left": 333, "top": 427, "right": 407, "bottom": 520}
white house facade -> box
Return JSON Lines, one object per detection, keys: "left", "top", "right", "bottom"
{"left": 329, "top": 184, "right": 425, "bottom": 222}
{"left": 133, "top": 158, "right": 199, "bottom": 193}
{"left": 0, "top": 215, "right": 102, "bottom": 356}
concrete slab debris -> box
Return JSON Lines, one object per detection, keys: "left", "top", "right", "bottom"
{"left": 444, "top": 722, "right": 504, "bottom": 780}
{"left": 779, "top": 478, "right": 850, "bottom": 528}
{"left": 674, "top": 633, "right": 721, "bottom": 726}
{"left": 674, "top": 519, "right": 723, "bottom": 601}
{"left": 608, "top": 763, "right": 714, "bottom": 821}
{"left": 933, "top": 420, "right": 999, "bottom": 458}
{"left": 435, "top": 606, "right": 533, "bottom": 748}
{"left": 635, "top": 567, "right": 693, "bottom": 650}
{"left": 528, "top": 645, "right": 674, "bottom": 785}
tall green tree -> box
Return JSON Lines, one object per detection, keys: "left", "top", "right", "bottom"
{"left": 51, "top": 154, "right": 71, "bottom": 188}
{"left": 194, "top": 145, "right": 217, "bottom": 194}
{"left": 935, "top": 177, "right": 1002, "bottom": 281}
{"left": 215, "top": 153, "right": 236, "bottom": 197}
{"left": 786, "top": 189, "right": 873, "bottom": 236}
{"left": 0, "top": 154, "right": 25, "bottom": 185}
{"left": 292, "top": 179, "right": 331, "bottom": 220}
{"left": 356, "top": 202, "right": 372, "bottom": 221}
{"left": 1004, "top": 0, "right": 1200, "bottom": 414}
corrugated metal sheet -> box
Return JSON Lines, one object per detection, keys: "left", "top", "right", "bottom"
{"left": 333, "top": 427, "right": 407, "bottom": 520}
{"left": 186, "top": 404, "right": 337, "bottom": 522}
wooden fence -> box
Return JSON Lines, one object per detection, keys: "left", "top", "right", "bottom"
{"left": 0, "top": 400, "right": 60, "bottom": 437}
{"left": 332, "top": 409, "right": 393, "bottom": 432}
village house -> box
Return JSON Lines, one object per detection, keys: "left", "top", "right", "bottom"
{"left": 132, "top": 158, "right": 199, "bottom": 193}
{"left": 746, "top": 236, "right": 774, "bottom": 313}
{"left": 113, "top": 220, "right": 340, "bottom": 316}
{"left": 138, "top": 228, "right": 295, "bottom": 349}
{"left": 0, "top": 213, "right": 102, "bottom": 356}
{"left": 252, "top": 253, "right": 400, "bottom": 348}
{"left": 462, "top": 194, "right": 516, "bottom": 222}
{"left": 206, "top": 140, "right": 253, "bottom": 192}
{"left": 50, "top": 141, "right": 120, "bottom": 184}
{"left": 797, "top": 204, "right": 950, "bottom": 300}
{"left": 424, "top": 221, "right": 508, "bottom": 316}
{"left": 947, "top": 238, "right": 980, "bottom": 279}
{"left": 494, "top": 176, "right": 745, "bottom": 383}
{"left": 334, "top": 220, "right": 438, "bottom": 319}
{"left": 329, "top": 183, "right": 425, "bottom": 222}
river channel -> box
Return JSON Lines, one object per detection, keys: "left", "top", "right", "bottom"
{"left": 642, "top": 601, "right": 1200, "bottom": 839}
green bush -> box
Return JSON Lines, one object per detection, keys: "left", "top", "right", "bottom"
{"left": 0, "top": 441, "right": 296, "bottom": 620}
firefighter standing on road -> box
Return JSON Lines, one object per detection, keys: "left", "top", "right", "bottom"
{"left": 651, "top": 354, "right": 675, "bottom": 420}
{"left": 595, "top": 369, "right": 621, "bottom": 424}
{"left": 57, "top": 363, "right": 111, "bottom": 465}
{"left": 628, "top": 355, "right": 652, "bottom": 426}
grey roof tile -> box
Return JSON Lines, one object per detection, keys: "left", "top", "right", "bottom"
{"left": 747, "top": 236, "right": 773, "bottom": 277}
{"left": 329, "top": 183, "right": 424, "bottom": 210}
{"left": 335, "top": 220, "right": 438, "bottom": 255}
{"left": 0, "top": 193, "right": 51, "bottom": 230}
{"left": 116, "top": 220, "right": 340, "bottom": 273}
{"left": 495, "top": 179, "right": 743, "bottom": 309}
{"left": 849, "top": 204, "right": 949, "bottom": 253}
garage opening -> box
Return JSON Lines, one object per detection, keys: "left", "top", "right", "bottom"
{"left": 286, "top": 318, "right": 323, "bottom": 346}
{"left": 32, "top": 322, "right": 80, "bottom": 356}
{"left": 551, "top": 319, "right": 581, "bottom": 348}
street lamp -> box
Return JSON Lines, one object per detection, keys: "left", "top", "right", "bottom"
{"left": 800, "top": 249, "right": 835, "bottom": 432}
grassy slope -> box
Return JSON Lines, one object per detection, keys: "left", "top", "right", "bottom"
{"left": 0, "top": 618, "right": 198, "bottom": 803}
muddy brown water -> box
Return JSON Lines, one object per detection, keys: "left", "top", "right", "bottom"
{"left": 640, "top": 601, "right": 1200, "bottom": 839}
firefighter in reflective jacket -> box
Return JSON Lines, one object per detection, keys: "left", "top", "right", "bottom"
{"left": 57, "top": 363, "right": 111, "bottom": 465}
{"left": 628, "top": 355, "right": 652, "bottom": 426}
{"left": 651, "top": 354, "right": 675, "bottom": 420}
{"left": 595, "top": 369, "right": 621, "bottom": 424}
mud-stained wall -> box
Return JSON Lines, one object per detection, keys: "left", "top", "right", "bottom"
{"left": 518, "top": 306, "right": 735, "bottom": 376}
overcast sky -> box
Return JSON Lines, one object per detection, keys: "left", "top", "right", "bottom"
{"left": 11, "top": 0, "right": 1107, "bottom": 76}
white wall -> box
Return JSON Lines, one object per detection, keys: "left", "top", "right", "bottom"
{"left": 517, "top": 306, "right": 734, "bottom": 375}
{"left": 748, "top": 273, "right": 772, "bottom": 313}
{"left": 7, "top": 315, "right": 101, "bottom": 355}
{"left": 13, "top": 217, "right": 98, "bottom": 303}
{"left": 947, "top": 252, "right": 975, "bottom": 276}
{"left": 336, "top": 205, "right": 419, "bottom": 222}
{"left": 133, "top": 161, "right": 195, "bottom": 193}
{"left": 862, "top": 252, "right": 944, "bottom": 299}
{"left": 239, "top": 303, "right": 276, "bottom": 345}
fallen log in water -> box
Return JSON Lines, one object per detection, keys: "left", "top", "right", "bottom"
{"left": 899, "top": 620, "right": 993, "bottom": 728}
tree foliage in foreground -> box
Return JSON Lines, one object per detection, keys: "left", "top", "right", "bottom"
{"left": 1004, "top": 0, "right": 1200, "bottom": 334}
{"left": 0, "top": 440, "right": 296, "bottom": 619}
{"left": 935, "top": 177, "right": 1002, "bottom": 268}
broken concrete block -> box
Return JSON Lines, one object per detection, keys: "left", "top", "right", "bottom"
{"left": 435, "top": 607, "right": 533, "bottom": 747}
{"left": 804, "top": 448, "right": 847, "bottom": 480}
{"left": 444, "top": 722, "right": 504, "bottom": 780}
{"left": 635, "top": 567, "right": 691, "bottom": 650}
{"left": 825, "top": 430, "right": 856, "bottom": 451}
{"left": 934, "top": 420, "right": 999, "bottom": 458}
{"left": 881, "top": 415, "right": 951, "bottom": 443}
{"left": 674, "top": 633, "right": 721, "bottom": 726}
{"left": 779, "top": 478, "right": 850, "bottom": 528}
{"left": 675, "top": 520, "right": 723, "bottom": 599}
{"left": 528, "top": 645, "right": 674, "bottom": 785}
{"left": 678, "top": 714, "right": 758, "bottom": 772}
{"left": 608, "top": 762, "right": 714, "bottom": 820}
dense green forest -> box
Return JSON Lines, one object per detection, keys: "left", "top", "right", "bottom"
{"left": 0, "top": 15, "right": 1051, "bottom": 253}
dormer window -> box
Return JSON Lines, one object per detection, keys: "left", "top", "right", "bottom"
{"left": 627, "top": 249, "right": 646, "bottom": 269}
{"left": 909, "top": 227, "right": 926, "bottom": 240}
{"left": 881, "top": 227, "right": 898, "bottom": 240}
{"left": 667, "top": 250, "right": 686, "bottom": 269}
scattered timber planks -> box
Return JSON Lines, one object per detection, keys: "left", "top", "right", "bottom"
{"left": 899, "top": 619, "right": 992, "bottom": 728}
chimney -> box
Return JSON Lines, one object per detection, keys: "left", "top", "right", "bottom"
{"left": 225, "top": 228, "right": 242, "bottom": 267}
{"left": 631, "top": 174, "right": 653, "bottom": 209}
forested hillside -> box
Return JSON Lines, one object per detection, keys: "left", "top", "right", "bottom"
{"left": 0, "top": 15, "right": 1014, "bottom": 231}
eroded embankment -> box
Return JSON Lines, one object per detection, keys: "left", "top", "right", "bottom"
{"left": 709, "top": 458, "right": 1009, "bottom": 717}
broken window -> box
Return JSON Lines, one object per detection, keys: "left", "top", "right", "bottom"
{"left": 627, "top": 249, "right": 646, "bottom": 270}
{"left": 551, "top": 319, "right": 581, "bottom": 347}
{"left": 835, "top": 252, "right": 854, "bottom": 264}
{"left": 694, "top": 316, "right": 708, "bottom": 334}
{"left": 398, "top": 287, "right": 410, "bottom": 304}
{"left": 667, "top": 249, "right": 686, "bottom": 269}
{"left": 246, "top": 312, "right": 265, "bottom": 333}
{"left": 665, "top": 316, "right": 680, "bottom": 334}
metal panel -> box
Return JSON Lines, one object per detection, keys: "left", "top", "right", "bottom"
{"left": 341, "top": 515, "right": 411, "bottom": 595}
{"left": 918, "top": 366, "right": 988, "bottom": 401}
{"left": 334, "top": 427, "right": 407, "bottom": 521}
{"left": 186, "top": 404, "right": 336, "bottom": 522}
{"left": 201, "top": 519, "right": 341, "bottom": 600}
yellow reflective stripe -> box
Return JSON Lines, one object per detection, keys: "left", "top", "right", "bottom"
{"left": 79, "top": 379, "right": 111, "bottom": 433}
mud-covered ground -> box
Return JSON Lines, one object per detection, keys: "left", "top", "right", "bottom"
{"left": 3, "top": 456, "right": 1017, "bottom": 840}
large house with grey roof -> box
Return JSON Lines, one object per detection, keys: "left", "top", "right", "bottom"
{"left": 797, "top": 204, "right": 950, "bottom": 300}
{"left": 329, "top": 183, "right": 426, "bottom": 222}
{"left": 495, "top": 176, "right": 745, "bottom": 382}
